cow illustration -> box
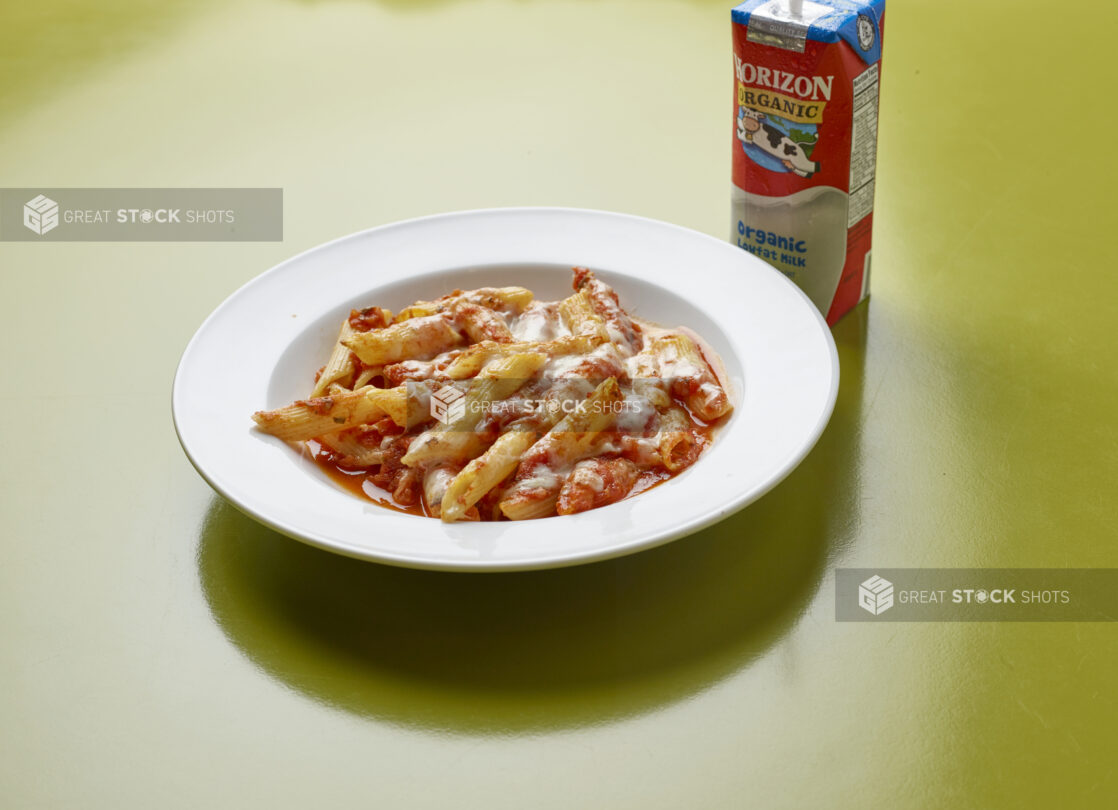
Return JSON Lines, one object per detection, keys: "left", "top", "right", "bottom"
{"left": 737, "top": 107, "right": 765, "bottom": 143}
{"left": 737, "top": 107, "right": 819, "bottom": 178}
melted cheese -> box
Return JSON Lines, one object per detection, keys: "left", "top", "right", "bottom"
{"left": 508, "top": 301, "right": 570, "bottom": 343}
{"left": 570, "top": 464, "right": 605, "bottom": 493}
{"left": 614, "top": 394, "right": 655, "bottom": 435}
{"left": 516, "top": 466, "right": 563, "bottom": 492}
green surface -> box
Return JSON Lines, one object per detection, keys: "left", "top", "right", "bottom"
{"left": 2, "top": 0, "right": 1117, "bottom": 807}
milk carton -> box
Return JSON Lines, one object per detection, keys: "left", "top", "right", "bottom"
{"left": 731, "top": 0, "right": 884, "bottom": 324}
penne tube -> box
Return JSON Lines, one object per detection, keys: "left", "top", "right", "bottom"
{"left": 651, "top": 333, "right": 733, "bottom": 421}
{"left": 353, "top": 366, "right": 382, "bottom": 389}
{"left": 398, "top": 424, "right": 488, "bottom": 469}
{"left": 252, "top": 385, "right": 407, "bottom": 441}
{"left": 498, "top": 376, "right": 622, "bottom": 520}
{"left": 469, "top": 351, "right": 548, "bottom": 408}
{"left": 311, "top": 318, "right": 358, "bottom": 397}
{"left": 395, "top": 302, "right": 440, "bottom": 321}
{"left": 657, "top": 404, "right": 700, "bottom": 472}
{"left": 401, "top": 352, "right": 548, "bottom": 467}
{"left": 440, "top": 423, "right": 551, "bottom": 522}
{"left": 441, "top": 341, "right": 500, "bottom": 380}
{"left": 367, "top": 386, "right": 409, "bottom": 427}
{"left": 454, "top": 301, "right": 514, "bottom": 344}
{"left": 628, "top": 348, "right": 672, "bottom": 409}
{"left": 422, "top": 463, "right": 460, "bottom": 518}
{"left": 383, "top": 361, "right": 435, "bottom": 387}
{"left": 498, "top": 489, "right": 560, "bottom": 521}
{"left": 558, "top": 289, "right": 608, "bottom": 339}
{"left": 382, "top": 350, "right": 468, "bottom": 386}
{"left": 444, "top": 333, "right": 603, "bottom": 380}
{"left": 556, "top": 457, "right": 640, "bottom": 515}
{"left": 572, "top": 267, "right": 642, "bottom": 354}
{"left": 618, "top": 434, "right": 661, "bottom": 466}
{"left": 535, "top": 376, "right": 622, "bottom": 462}
{"left": 318, "top": 427, "right": 385, "bottom": 468}
{"left": 253, "top": 386, "right": 381, "bottom": 441}
{"left": 465, "top": 286, "right": 534, "bottom": 312}
{"left": 343, "top": 315, "right": 464, "bottom": 366}
{"left": 396, "top": 287, "right": 534, "bottom": 321}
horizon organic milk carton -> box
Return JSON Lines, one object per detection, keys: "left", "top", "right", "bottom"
{"left": 731, "top": 0, "right": 884, "bottom": 324}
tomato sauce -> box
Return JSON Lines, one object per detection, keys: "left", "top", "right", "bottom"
{"left": 307, "top": 410, "right": 725, "bottom": 519}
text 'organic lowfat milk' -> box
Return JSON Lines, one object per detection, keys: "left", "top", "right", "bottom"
{"left": 731, "top": 0, "right": 884, "bottom": 324}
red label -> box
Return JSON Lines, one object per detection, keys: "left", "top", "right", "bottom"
{"left": 732, "top": 31, "right": 871, "bottom": 197}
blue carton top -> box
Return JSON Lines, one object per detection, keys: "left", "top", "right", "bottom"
{"left": 732, "top": 0, "right": 885, "bottom": 65}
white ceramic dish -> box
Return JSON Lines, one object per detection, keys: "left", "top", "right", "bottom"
{"left": 173, "top": 208, "right": 838, "bottom": 571}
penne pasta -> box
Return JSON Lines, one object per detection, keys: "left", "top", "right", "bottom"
{"left": 343, "top": 315, "right": 464, "bottom": 366}
{"left": 440, "top": 419, "right": 554, "bottom": 523}
{"left": 650, "top": 332, "right": 732, "bottom": 421}
{"left": 422, "top": 463, "right": 460, "bottom": 518}
{"left": 657, "top": 403, "right": 701, "bottom": 472}
{"left": 401, "top": 352, "right": 548, "bottom": 467}
{"left": 496, "top": 488, "right": 561, "bottom": 521}
{"left": 353, "top": 366, "right": 382, "bottom": 389}
{"left": 628, "top": 348, "right": 673, "bottom": 409}
{"left": 396, "top": 287, "right": 534, "bottom": 321}
{"left": 318, "top": 427, "right": 385, "bottom": 468}
{"left": 367, "top": 385, "right": 409, "bottom": 427}
{"left": 498, "top": 376, "right": 622, "bottom": 520}
{"left": 463, "top": 287, "right": 534, "bottom": 312}
{"left": 573, "top": 267, "right": 642, "bottom": 353}
{"left": 558, "top": 289, "right": 608, "bottom": 339}
{"left": 253, "top": 386, "right": 387, "bottom": 441}
{"left": 556, "top": 457, "right": 640, "bottom": 515}
{"left": 254, "top": 269, "right": 732, "bottom": 521}
{"left": 454, "top": 301, "right": 514, "bottom": 344}
{"left": 311, "top": 319, "right": 358, "bottom": 397}
{"left": 443, "top": 333, "right": 603, "bottom": 380}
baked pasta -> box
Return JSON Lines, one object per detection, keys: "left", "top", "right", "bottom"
{"left": 253, "top": 268, "right": 733, "bottom": 522}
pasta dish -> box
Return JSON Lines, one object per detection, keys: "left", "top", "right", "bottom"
{"left": 252, "top": 268, "right": 733, "bottom": 521}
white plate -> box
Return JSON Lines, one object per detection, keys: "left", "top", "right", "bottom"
{"left": 173, "top": 208, "right": 838, "bottom": 571}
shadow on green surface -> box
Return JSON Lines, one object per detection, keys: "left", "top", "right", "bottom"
{"left": 198, "top": 305, "right": 869, "bottom": 733}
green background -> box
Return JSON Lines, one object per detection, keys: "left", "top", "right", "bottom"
{"left": 2, "top": 1, "right": 1116, "bottom": 807}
